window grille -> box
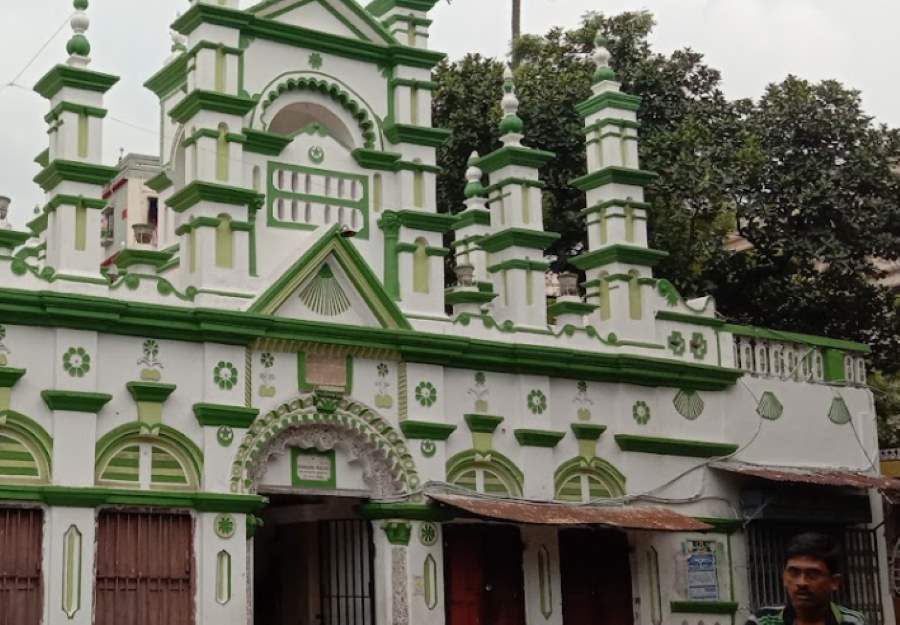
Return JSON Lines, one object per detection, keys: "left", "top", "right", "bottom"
{"left": 0, "top": 507, "right": 42, "bottom": 625}
{"left": 319, "top": 519, "right": 375, "bottom": 625}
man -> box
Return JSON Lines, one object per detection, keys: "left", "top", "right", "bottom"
{"left": 746, "top": 533, "right": 868, "bottom": 625}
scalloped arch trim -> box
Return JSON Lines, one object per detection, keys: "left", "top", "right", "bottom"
{"left": 262, "top": 77, "right": 378, "bottom": 149}
{"left": 229, "top": 393, "right": 420, "bottom": 495}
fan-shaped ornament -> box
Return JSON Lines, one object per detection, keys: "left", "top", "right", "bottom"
{"left": 756, "top": 392, "right": 784, "bottom": 421}
{"left": 673, "top": 389, "right": 704, "bottom": 420}
{"left": 300, "top": 264, "right": 351, "bottom": 316}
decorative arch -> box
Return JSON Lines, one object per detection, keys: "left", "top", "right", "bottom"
{"left": 230, "top": 393, "right": 420, "bottom": 497}
{"left": 0, "top": 411, "right": 52, "bottom": 484}
{"left": 95, "top": 422, "right": 203, "bottom": 491}
{"left": 446, "top": 449, "right": 524, "bottom": 497}
{"left": 260, "top": 76, "right": 378, "bottom": 149}
{"left": 554, "top": 457, "right": 625, "bottom": 503}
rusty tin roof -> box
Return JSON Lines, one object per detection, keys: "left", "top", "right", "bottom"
{"left": 710, "top": 461, "right": 900, "bottom": 492}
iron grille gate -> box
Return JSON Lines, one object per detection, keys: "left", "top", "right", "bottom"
{"left": 319, "top": 519, "right": 375, "bottom": 625}
{"left": 0, "top": 508, "right": 42, "bottom": 625}
{"left": 95, "top": 509, "right": 195, "bottom": 625}
{"left": 747, "top": 524, "right": 884, "bottom": 625}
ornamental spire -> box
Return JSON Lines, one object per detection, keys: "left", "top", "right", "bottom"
{"left": 499, "top": 66, "right": 524, "bottom": 147}
{"left": 66, "top": 0, "right": 91, "bottom": 67}
{"left": 591, "top": 32, "right": 617, "bottom": 85}
{"left": 464, "top": 152, "right": 485, "bottom": 200}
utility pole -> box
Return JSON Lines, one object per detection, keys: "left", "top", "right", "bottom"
{"left": 511, "top": 0, "right": 522, "bottom": 67}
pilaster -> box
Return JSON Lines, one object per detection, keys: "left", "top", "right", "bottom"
{"left": 368, "top": 0, "right": 440, "bottom": 49}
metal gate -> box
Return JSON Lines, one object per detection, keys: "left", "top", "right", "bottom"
{"left": 0, "top": 508, "right": 42, "bottom": 625}
{"left": 747, "top": 524, "right": 883, "bottom": 625}
{"left": 319, "top": 519, "right": 375, "bottom": 625}
{"left": 95, "top": 509, "right": 194, "bottom": 625}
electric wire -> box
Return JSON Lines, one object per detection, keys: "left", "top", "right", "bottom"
{"left": 0, "top": 14, "right": 75, "bottom": 97}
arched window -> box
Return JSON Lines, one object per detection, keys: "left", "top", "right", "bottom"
{"left": 413, "top": 237, "right": 429, "bottom": 294}
{"left": 268, "top": 102, "right": 356, "bottom": 149}
{"left": 95, "top": 423, "right": 202, "bottom": 491}
{"left": 555, "top": 457, "right": 625, "bottom": 503}
{"left": 216, "top": 214, "right": 234, "bottom": 269}
{"left": 446, "top": 450, "right": 524, "bottom": 497}
{"left": 0, "top": 412, "right": 52, "bottom": 484}
{"left": 252, "top": 165, "right": 261, "bottom": 192}
{"left": 628, "top": 270, "right": 642, "bottom": 320}
{"left": 216, "top": 123, "right": 230, "bottom": 182}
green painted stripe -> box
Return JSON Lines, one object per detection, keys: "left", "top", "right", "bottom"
{"left": 108, "top": 457, "right": 140, "bottom": 468}
{"left": 100, "top": 472, "right": 140, "bottom": 482}
{"left": 0, "top": 450, "right": 35, "bottom": 462}
{"left": 151, "top": 473, "right": 189, "bottom": 484}
{"left": 151, "top": 458, "right": 183, "bottom": 470}
{"left": 0, "top": 466, "right": 40, "bottom": 477}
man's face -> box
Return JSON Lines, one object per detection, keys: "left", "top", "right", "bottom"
{"left": 783, "top": 555, "right": 840, "bottom": 612}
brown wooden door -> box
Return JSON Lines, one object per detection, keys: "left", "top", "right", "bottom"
{"left": 0, "top": 508, "right": 42, "bottom": 625}
{"left": 560, "top": 528, "right": 633, "bottom": 625}
{"left": 444, "top": 524, "right": 526, "bottom": 625}
{"left": 95, "top": 509, "right": 194, "bottom": 625}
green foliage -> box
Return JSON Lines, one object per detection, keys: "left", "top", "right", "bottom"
{"left": 871, "top": 371, "right": 900, "bottom": 448}
{"left": 432, "top": 10, "right": 900, "bottom": 373}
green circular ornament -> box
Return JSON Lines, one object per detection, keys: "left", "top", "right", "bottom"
{"left": 67, "top": 34, "right": 91, "bottom": 57}
{"left": 217, "top": 426, "right": 234, "bottom": 447}
{"left": 419, "top": 522, "right": 438, "bottom": 546}
{"left": 420, "top": 440, "right": 436, "bottom": 458}
{"left": 215, "top": 513, "right": 236, "bottom": 539}
{"left": 308, "top": 145, "right": 325, "bottom": 164}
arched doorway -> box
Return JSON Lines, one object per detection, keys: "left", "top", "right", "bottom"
{"left": 232, "top": 393, "right": 419, "bottom": 625}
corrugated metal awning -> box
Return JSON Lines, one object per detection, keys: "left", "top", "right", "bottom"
{"left": 426, "top": 492, "right": 713, "bottom": 532}
{"left": 710, "top": 461, "right": 900, "bottom": 492}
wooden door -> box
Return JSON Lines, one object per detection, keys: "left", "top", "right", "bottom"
{"left": 444, "top": 524, "right": 525, "bottom": 625}
{"left": 0, "top": 508, "right": 42, "bottom": 625}
{"left": 95, "top": 509, "right": 194, "bottom": 625}
{"left": 560, "top": 528, "right": 633, "bottom": 625}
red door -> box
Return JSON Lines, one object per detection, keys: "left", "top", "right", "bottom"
{"left": 560, "top": 528, "right": 633, "bottom": 625}
{"left": 0, "top": 508, "right": 42, "bottom": 625}
{"left": 444, "top": 524, "right": 526, "bottom": 625}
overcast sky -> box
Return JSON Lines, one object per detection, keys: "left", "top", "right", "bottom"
{"left": 2, "top": 0, "right": 899, "bottom": 225}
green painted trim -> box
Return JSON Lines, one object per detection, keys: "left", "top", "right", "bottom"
{"left": 382, "top": 209, "right": 456, "bottom": 233}
{"left": 33, "top": 160, "right": 118, "bottom": 192}
{"left": 571, "top": 244, "right": 668, "bottom": 270}
{"left": 452, "top": 208, "right": 491, "bottom": 230}
{"left": 723, "top": 324, "right": 869, "bottom": 354}
{"left": 571, "top": 166, "right": 657, "bottom": 192}
{"left": 514, "top": 429, "right": 566, "bottom": 448}
{"left": 614, "top": 434, "right": 738, "bottom": 458}
{"left": 693, "top": 517, "right": 742, "bottom": 534}
{"left": 34, "top": 149, "right": 50, "bottom": 168}
{"left": 41, "top": 390, "right": 112, "bottom": 413}
{"left": 361, "top": 502, "right": 452, "bottom": 521}
{"left": 472, "top": 146, "right": 555, "bottom": 173}
{"left": 0, "top": 289, "right": 742, "bottom": 390}
{"left": 399, "top": 420, "right": 457, "bottom": 440}
{"left": 115, "top": 248, "right": 175, "bottom": 270}
{"left": 582, "top": 117, "right": 642, "bottom": 135}
{"left": 484, "top": 176, "right": 545, "bottom": 195}
{"left": 554, "top": 456, "right": 626, "bottom": 500}
{"left": 143, "top": 54, "right": 188, "bottom": 99}
{"left": 125, "top": 382, "right": 176, "bottom": 403}
{"left": 182, "top": 128, "right": 247, "bottom": 149}
{"left": 670, "top": 602, "right": 739, "bottom": 615}
{"left": 167, "top": 181, "right": 264, "bottom": 213}
{"left": 44, "top": 101, "right": 107, "bottom": 124}
{"left": 444, "top": 289, "right": 497, "bottom": 306}
{"left": 487, "top": 259, "right": 550, "bottom": 273}
{"left": 824, "top": 349, "right": 846, "bottom": 383}
{"left": 548, "top": 301, "right": 598, "bottom": 317}
{"left": 656, "top": 311, "right": 725, "bottom": 328}
{"left": 0, "top": 483, "right": 266, "bottom": 512}
{"left": 570, "top": 423, "right": 606, "bottom": 441}
{"left": 352, "top": 148, "right": 402, "bottom": 170}
{"left": 175, "top": 4, "right": 445, "bottom": 70}
{"left": 169, "top": 90, "right": 256, "bottom": 124}
{"left": 243, "top": 127, "right": 293, "bottom": 155}
{"left": 34, "top": 64, "right": 119, "bottom": 99}
{"left": 382, "top": 520, "right": 412, "bottom": 545}
{"left": 145, "top": 171, "right": 173, "bottom": 193}
{"left": 464, "top": 413, "right": 503, "bottom": 434}
{"left": 0, "top": 230, "right": 29, "bottom": 251}
{"left": 575, "top": 91, "right": 642, "bottom": 117}
{"left": 383, "top": 121, "right": 451, "bottom": 147}
{"left": 366, "top": 0, "right": 440, "bottom": 15}
{"left": 194, "top": 403, "right": 260, "bottom": 428}
{"left": 479, "top": 228, "right": 561, "bottom": 253}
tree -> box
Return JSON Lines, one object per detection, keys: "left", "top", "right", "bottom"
{"left": 432, "top": 11, "right": 900, "bottom": 374}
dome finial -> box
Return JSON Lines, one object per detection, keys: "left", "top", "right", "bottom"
{"left": 464, "top": 152, "right": 485, "bottom": 199}
{"left": 67, "top": 0, "right": 91, "bottom": 67}
{"left": 499, "top": 65, "right": 524, "bottom": 146}
{"left": 592, "top": 31, "right": 616, "bottom": 84}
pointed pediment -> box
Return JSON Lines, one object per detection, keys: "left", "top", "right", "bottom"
{"left": 250, "top": 224, "right": 410, "bottom": 330}
{"left": 250, "top": 0, "right": 396, "bottom": 45}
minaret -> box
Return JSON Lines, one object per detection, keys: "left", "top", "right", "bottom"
{"left": 168, "top": 0, "right": 262, "bottom": 301}
{"left": 367, "top": 0, "right": 440, "bottom": 48}
{"left": 33, "top": 0, "right": 119, "bottom": 286}
{"left": 569, "top": 34, "right": 666, "bottom": 340}
{"left": 473, "top": 68, "right": 559, "bottom": 329}
{"left": 446, "top": 154, "right": 498, "bottom": 316}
